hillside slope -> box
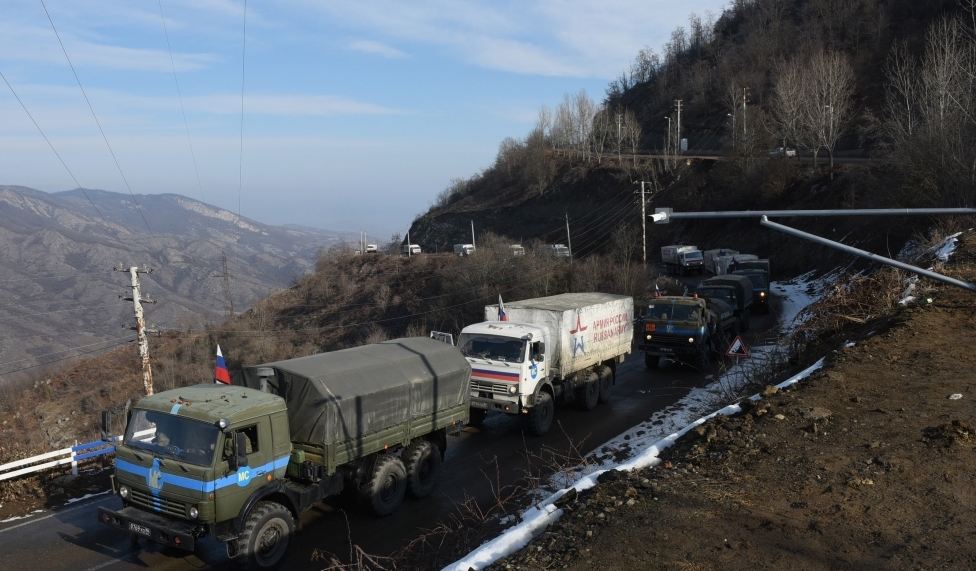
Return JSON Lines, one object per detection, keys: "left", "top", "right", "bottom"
{"left": 0, "top": 185, "right": 353, "bottom": 377}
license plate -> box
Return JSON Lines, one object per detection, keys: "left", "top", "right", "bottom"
{"left": 659, "top": 348, "right": 673, "bottom": 353}
{"left": 471, "top": 401, "right": 488, "bottom": 409}
{"left": 128, "top": 522, "right": 151, "bottom": 537}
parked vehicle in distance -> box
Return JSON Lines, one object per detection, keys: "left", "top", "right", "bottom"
{"left": 509, "top": 244, "right": 525, "bottom": 256}
{"left": 545, "top": 244, "right": 571, "bottom": 258}
{"left": 769, "top": 147, "right": 797, "bottom": 157}
{"left": 457, "top": 293, "right": 632, "bottom": 436}
{"left": 403, "top": 244, "right": 421, "bottom": 255}
{"left": 733, "top": 258, "right": 772, "bottom": 314}
{"left": 699, "top": 274, "right": 754, "bottom": 331}
{"left": 637, "top": 295, "right": 738, "bottom": 370}
{"left": 662, "top": 245, "right": 704, "bottom": 276}
{"left": 715, "top": 254, "right": 758, "bottom": 275}
{"left": 454, "top": 244, "right": 476, "bottom": 257}
{"left": 365, "top": 244, "right": 378, "bottom": 253}
{"left": 98, "top": 338, "right": 470, "bottom": 570}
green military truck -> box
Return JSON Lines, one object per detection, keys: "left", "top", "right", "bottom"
{"left": 637, "top": 295, "right": 738, "bottom": 370}
{"left": 733, "top": 259, "right": 771, "bottom": 314}
{"left": 97, "top": 337, "right": 470, "bottom": 570}
{"left": 699, "top": 274, "right": 754, "bottom": 331}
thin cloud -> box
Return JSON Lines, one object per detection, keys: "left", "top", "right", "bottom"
{"left": 347, "top": 40, "right": 408, "bottom": 59}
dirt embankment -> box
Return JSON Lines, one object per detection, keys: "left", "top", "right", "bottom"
{"left": 487, "top": 234, "right": 976, "bottom": 571}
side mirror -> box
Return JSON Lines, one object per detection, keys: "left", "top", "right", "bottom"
{"left": 100, "top": 411, "right": 113, "bottom": 441}
{"left": 229, "top": 432, "right": 249, "bottom": 470}
{"left": 532, "top": 341, "right": 545, "bottom": 360}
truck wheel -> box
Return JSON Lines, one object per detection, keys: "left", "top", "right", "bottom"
{"left": 235, "top": 501, "right": 294, "bottom": 571}
{"left": 358, "top": 454, "right": 407, "bottom": 516}
{"left": 597, "top": 366, "right": 613, "bottom": 403}
{"left": 467, "top": 407, "right": 487, "bottom": 428}
{"left": 579, "top": 378, "right": 599, "bottom": 411}
{"left": 403, "top": 440, "right": 441, "bottom": 498}
{"left": 527, "top": 392, "right": 554, "bottom": 436}
{"left": 644, "top": 353, "right": 659, "bottom": 369}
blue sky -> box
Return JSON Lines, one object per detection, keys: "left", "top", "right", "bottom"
{"left": 1, "top": 0, "right": 729, "bottom": 238}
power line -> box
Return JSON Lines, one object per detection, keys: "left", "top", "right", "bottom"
{"left": 39, "top": 0, "right": 159, "bottom": 250}
{"left": 157, "top": 0, "right": 205, "bottom": 204}
{"left": 0, "top": 336, "right": 131, "bottom": 372}
{"left": 0, "top": 301, "right": 119, "bottom": 321}
{"left": 0, "top": 70, "right": 132, "bottom": 256}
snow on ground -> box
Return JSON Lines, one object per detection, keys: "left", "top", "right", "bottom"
{"left": 899, "top": 231, "right": 966, "bottom": 305}
{"left": 443, "top": 273, "right": 828, "bottom": 571}
{"left": 0, "top": 509, "right": 44, "bottom": 524}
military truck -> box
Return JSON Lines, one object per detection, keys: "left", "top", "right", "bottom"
{"left": 637, "top": 295, "right": 738, "bottom": 370}
{"left": 459, "top": 293, "right": 633, "bottom": 436}
{"left": 661, "top": 245, "right": 704, "bottom": 276}
{"left": 97, "top": 337, "right": 470, "bottom": 570}
{"left": 733, "top": 259, "right": 771, "bottom": 314}
{"left": 700, "top": 274, "right": 754, "bottom": 331}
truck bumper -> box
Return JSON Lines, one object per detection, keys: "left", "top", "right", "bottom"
{"left": 639, "top": 344, "right": 700, "bottom": 357}
{"left": 470, "top": 396, "right": 523, "bottom": 415}
{"left": 98, "top": 505, "right": 199, "bottom": 551}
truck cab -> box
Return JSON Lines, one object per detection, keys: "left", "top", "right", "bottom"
{"left": 403, "top": 244, "right": 421, "bottom": 255}
{"left": 458, "top": 321, "right": 549, "bottom": 420}
{"left": 99, "top": 385, "right": 292, "bottom": 557}
{"left": 453, "top": 244, "right": 476, "bottom": 256}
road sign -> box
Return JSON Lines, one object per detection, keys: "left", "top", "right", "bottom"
{"left": 726, "top": 335, "right": 750, "bottom": 358}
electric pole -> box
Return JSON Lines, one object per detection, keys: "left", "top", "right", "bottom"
{"left": 637, "top": 181, "right": 647, "bottom": 266}
{"left": 406, "top": 231, "right": 411, "bottom": 257}
{"left": 471, "top": 220, "right": 476, "bottom": 249}
{"left": 617, "top": 112, "right": 622, "bottom": 161}
{"left": 565, "top": 212, "right": 573, "bottom": 264}
{"left": 742, "top": 87, "right": 749, "bottom": 139}
{"left": 221, "top": 251, "right": 234, "bottom": 318}
{"left": 115, "top": 265, "right": 157, "bottom": 396}
{"left": 675, "top": 99, "right": 682, "bottom": 155}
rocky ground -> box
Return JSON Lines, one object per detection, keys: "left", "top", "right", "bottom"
{"left": 485, "top": 235, "right": 976, "bottom": 570}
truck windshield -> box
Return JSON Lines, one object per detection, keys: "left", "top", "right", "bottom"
{"left": 646, "top": 304, "right": 698, "bottom": 321}
{"left": 683, "top": 251, "right": 702, "bottom": 260}
{"left": 124, "top": 409, "right": 220, "bottom": 467}
{"left": 737, "top": 272, "right": 768, "bottom": 287}
{"left": 458, "top": 334, "right": 526, "bottom": 363}
{"left": 700, "top": 288, "right": 736, "bottom": 303}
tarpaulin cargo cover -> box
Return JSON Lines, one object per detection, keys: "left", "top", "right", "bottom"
{"left": 239, "top": 337, "right": 470, "bottom": 447}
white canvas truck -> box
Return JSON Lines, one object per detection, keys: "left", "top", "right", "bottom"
{"left": 661, "top": 245, "right": 704, "bottom": 276}
{"left": 456, "top": 293, "right": 633, "bottom": 435}
{"left": 715, "top": 253, "right": 758, "bottom": 275}
{"left": 703, "top": 249, "right": 738, "bottom": 274}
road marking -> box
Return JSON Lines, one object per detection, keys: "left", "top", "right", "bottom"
{"left": 0, "top": 493, "right": 111, "bottom": 534}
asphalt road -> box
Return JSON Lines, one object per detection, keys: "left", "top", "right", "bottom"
{"left": 0, "top": 288, "right": 781, "bottom": 570}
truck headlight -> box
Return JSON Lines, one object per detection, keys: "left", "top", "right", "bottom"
{"left": 119, "top": 486, "right": 129, "bottom": 499}
{"left": 688, "top": 337, "right": 694, "bottom": 343}
{"left": 646, "top": 334, "right": 652, "bottom": 340}
{"left": 508, "top": 385, "right": 517, "bottom": 394}
{"left": 189, "top": 506, "right": 199, "bottom": 519}
{"left": 760, "top": 291, "right": 766, "bottom": 297}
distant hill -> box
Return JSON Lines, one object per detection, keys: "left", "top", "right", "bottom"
{"left": 0, "top": 185, "right": 354, "bottom": 377}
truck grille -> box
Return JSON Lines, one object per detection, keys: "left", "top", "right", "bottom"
{"left": 129, "top": 488, "right": 187, "bottom": 518}
{"left": 647, "top": 334, "right": 695, "bottom": 345}
{"left": 471, "top": 379, "right": 510, "bottom": 396}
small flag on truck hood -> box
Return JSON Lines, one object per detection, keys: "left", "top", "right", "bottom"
{"left": 498, "top": 294, "right": 507, "bottom": 321}
{"left": 214, "top": 345, "right": 231, "bottom": 384}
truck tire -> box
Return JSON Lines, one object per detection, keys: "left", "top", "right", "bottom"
{"left": 235, "top": 501, "right": 294, "bottom": 571}
{"left": 403, "top": 440, "right": 441, "bottom": 498}
{"left": 578, "top": 376, "right": 599, "bottom": 411}
{"left": 467, "top": 407, "right": 487, "bottom": 428}
{"left": 644, "top": 353, "right": 659, "bottom": 369}
{"left": 527, "top": 392, "right": 554, "bottom": 436}
{"left": 357, "top": 454, "right": 407, "bottom": 516}
{"left": 597, "top": 366, "right": 613, "bottom": 403}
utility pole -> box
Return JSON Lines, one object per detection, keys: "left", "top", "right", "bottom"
{"left": 616, "top": 112, "right": 622, "bottom": 161}
{"left": 675, "top": 99, "right": 682, "bottom": 155}
{"left": 664, "top": 116, "right": 672, "bottom": 169}
{"left": 221, "top": 251, "right": 234, "bottom": 318}
{"left": 406, "top": 231, "right": 411, "bottom": 257}
{"left": 115, "top": 265, "right": 156, "bottom": 396}
{"left": 471, "top": 220, "right": 476, "bottom": 249}
{"left": 742, "top": 87, "right": 749, "bottom": 139}
{"left": 637, "top": 181, "right": 647, "bottom": 266}
{"left": 565, "top": 212, "right": 573, "bottom": 264}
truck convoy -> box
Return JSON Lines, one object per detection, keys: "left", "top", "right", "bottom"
{"left": 699, "top": 274, "right": 754, "bottom": 331}
{"left": 458, "top": 293, "right": 633, "bottom": 436}
{"left": 637, "top": 295, "right": 738, "bottom": 369}
{"left": 661, "top": 245, "right": 704, "bottom": 276}
{"left": 733, "top": 259, "right": 772, "bottom": 314}
{"left": 98, "top": 337, "right": 470, "bottom": 570}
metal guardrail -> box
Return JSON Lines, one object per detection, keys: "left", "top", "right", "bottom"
{"left": 0, "top": 437, "right": 119, "bottom": 482}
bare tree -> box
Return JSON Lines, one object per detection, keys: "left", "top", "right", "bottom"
{"left": 622, "top": 109, "right": 643, "bottom": 167}
{"left": 803, "top": 51, "right": 856, "bottom": 174}
{"left": 768, "top": 58, "right": 807, "bottom": 152}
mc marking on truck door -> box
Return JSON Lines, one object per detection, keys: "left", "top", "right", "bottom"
{"left": 236, "top": 469, "right": 251, "bottom": 487}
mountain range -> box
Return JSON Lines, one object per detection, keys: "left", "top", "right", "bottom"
{"left": 0, "top": 185, "right": 354, "bottom": 378}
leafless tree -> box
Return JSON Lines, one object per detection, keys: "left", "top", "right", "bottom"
{"left": 803, "top": 50, "right": 856, "bottom": 174}
{"left": 622, "top": 109, "right": 642, "bottom": 167}
{"left": 768, "top": 58, "right": 807, "bottom": 152}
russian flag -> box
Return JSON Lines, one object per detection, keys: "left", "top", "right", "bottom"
{"left": 498, "top": 294, "right": 507, "bottom": 321}
{"left": 214, "top": 345, "right": 231, "bottom": 385}
{"left": 654, "top": 284, "right": 662, "bottom": 297}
